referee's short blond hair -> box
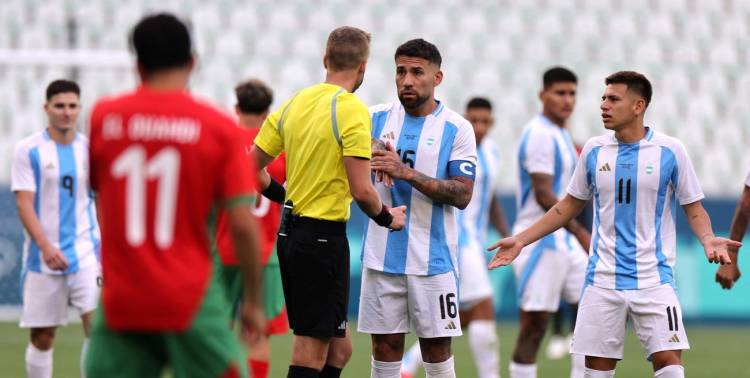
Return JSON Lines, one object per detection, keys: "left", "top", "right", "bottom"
{"left": 325, "top": 26, "right": 371, "bottom": 71}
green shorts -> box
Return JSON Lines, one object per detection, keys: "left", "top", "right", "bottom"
{"left": 86, "top": 275, "right": 247, "bottom": 378}
{"left": 218, "top": 250, "right": 286, "bottom": 320}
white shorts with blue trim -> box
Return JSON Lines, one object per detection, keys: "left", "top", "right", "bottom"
{"left": 572, "top": 283, "right": 690, "bottom": 359}
{"left": 358, "top": 267, "right": 462, "bottom": 338}
{"left": 20, "top": 264, "right": 101, "bottom": 328}
{"left": 511, "top": 237, "right": 587, "bottom": 312}
{"left": 458, "top": 240, "right": 494, "bottom": 308}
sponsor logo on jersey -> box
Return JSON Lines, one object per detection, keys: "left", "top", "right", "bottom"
{"left": 444, "top": 321, "right": 457, "bottom": 330}
{"left": 599, "top": 162, "right": 612, "bottom": 172}
{"left": 668, "top": 334, "right": 680, "bottom": 343}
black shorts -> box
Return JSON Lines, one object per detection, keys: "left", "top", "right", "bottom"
{"left": 276, "top": 217, "right": 349, "bottom": 338}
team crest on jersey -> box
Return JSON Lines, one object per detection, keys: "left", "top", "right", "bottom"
{"left": 426, "top": 136, "right": 436, "bottom": 146}
{"left": 645, "top": 162, "right": 654, "bottom": 175}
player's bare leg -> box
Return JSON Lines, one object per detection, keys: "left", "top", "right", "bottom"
{"left": 247, "top": 336, "right": 271, "bottom": 378}
{"left": 290, "top": 335, "right": 331, "bottom": 376}
{"left": 460, "top": 298, "right": 499, "bottom": 378}
{"left": 80, "top": 311, "right": 93, "bottom": 378}
{"left": 418, "top": 337, "right": 454, "bottom": 378}
{"left": 27, "top": 327, "right": 56, "bottom": 378}
{"left": 584, "top": 356, "right": 617, "bottom": 377}
{"left": 322, "top": 329, "right": 352, "bottom": 378}
{"left": 510, "top": 310, "right": 549, "bottom": 378}
{"left": 651, "top": 350, "right": 683, "bottom": 377}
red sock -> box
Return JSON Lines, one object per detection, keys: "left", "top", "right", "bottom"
{"left": 248, "top": 359, "right": 269, "bottom": 378}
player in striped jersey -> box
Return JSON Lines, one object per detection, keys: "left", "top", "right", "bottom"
{"left": 400, "top": 97, "right": 508, "bottom": 378}
{"left": 358, "top": 39, "right": 477, "bottom": 378}
{"left": 510, "top": 67, "right": 589, "bottom": 378}
{"left": 714, "top": 168, "right": 750, "bottom": 289}
{"left": 488, "top": 71, "right": 740, "bottom": 378}
{"left": 12, "top": 80, "right": 100, "bottom": 378}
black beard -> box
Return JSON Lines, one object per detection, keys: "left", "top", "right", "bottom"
{"left": 398, "top": 93, "right": 429, "bottom": 111}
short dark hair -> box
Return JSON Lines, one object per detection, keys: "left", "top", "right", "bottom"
{"left": 46, "top": 79, "right": 80, "bottom": 101}
{"left": 326, "top": 26, "right": 371, "bottom": 71}
{"left": 466, "top": 97, "right": 492, "bottom": 111}
{"left": 394, "top": 39, "right": 442, "bottom": 67}
{"left": 131, "top": 13, "right": 192, "bottom": 73}
{"left": 235, "top": 79, "right": 273, "bottom": 114}
{"left": 605, "top": 71, "right": 653, "bottom": 108}
{"left": 543, "top": 66, "right": 577, "bottom": 88}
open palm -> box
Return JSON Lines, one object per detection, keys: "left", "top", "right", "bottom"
{"left": 703, "top": 237, "right": 742, "bottom": 265}
{"left": 487, "top": 237, "right": 525, "bottom": 269}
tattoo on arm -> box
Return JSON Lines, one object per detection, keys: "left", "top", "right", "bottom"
{"left": 409, "top": 170, "right": 472, "bottom": 208}
{"left": 554, "top": 207, "right": 562, "bottom": 215}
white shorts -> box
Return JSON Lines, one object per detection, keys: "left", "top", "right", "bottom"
{"left": 20, "top": 264, "right": 101, "bottom": 328}
{"left": 458, "top": 241, "right": 493, "bottom": 308}
{"left": 358, "top": 267, "right": 462, "bottom": 338}
{"left": 511, "top": 237, "right": 586, "bottom": 312}
{"left": 571, "top": 284, "right": 690, "bottom": 359}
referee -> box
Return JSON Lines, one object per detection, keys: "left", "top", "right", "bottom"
{"left": 252, "top": 26, "right": 406, "bottom": 378}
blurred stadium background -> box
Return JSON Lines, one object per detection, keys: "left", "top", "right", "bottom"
{"left": 0, "top": 0, "right": 749, "bottom": 377}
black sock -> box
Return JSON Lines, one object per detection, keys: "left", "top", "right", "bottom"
{"left": 287, "top": 365, "right": 319, "bottom": 378}
{"left": 320, "top": 364, "right": 343, "bottom": 378}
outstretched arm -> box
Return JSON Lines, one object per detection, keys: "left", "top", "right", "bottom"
{"left": 487, "top": 194, "right": 588, "bottom": 269}
{"left": 683, "top": 201, "right": 741, "bottom": 265}
{"left": 715, "top": 185, "right": 750, "bottom": 289}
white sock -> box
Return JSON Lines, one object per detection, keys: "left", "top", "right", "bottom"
{"left": 654, "top": 365, "right": 684, "bottom": 378}
{"left": 423, "top": 356, "right": 455, "bottom": 378}
{"left": 570, "top": 353, "right": 585, "bottom": 378}
{"left": 401, "top": 342, "right": 423, "bottom": 375}
{"left": 26, "top": 343, "right": 53, "bottom": 378}
{"left": 468, "top": 320, "right": 500, "bottom": 378}
{"left": 371, "top": 358, "right": 402, "bottom": 378}
{"left": 509, "top": 361, "right": 536, "bottom": 378}
{"left": 80, "top": 338, "right": 90, "bottom": 378}
{"left": 584, "top": 367, "right": 615, "bottom": 378}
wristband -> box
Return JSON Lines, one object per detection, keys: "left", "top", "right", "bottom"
{"left": 261, "top": 178, "right": 286, "bottom": 204}
{"left": 371, "top": 204, "right": 393, "bottom": 228}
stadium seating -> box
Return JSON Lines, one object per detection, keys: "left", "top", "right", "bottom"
{"left": 1, "top": 0, "right": 748, "bottom": 195}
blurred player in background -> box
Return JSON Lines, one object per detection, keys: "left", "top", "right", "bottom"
{"left": 86, "top": 13, "right": 264, "bottom": 377}
{"left": 509, "top": 67, "right": 590, "bottom": 378}
{"left": 400, "top": 97, "right": 508, "bottom": 378}
{"left": 12, "top": 79, "right": 100, "bottom": 378}
{"left": 360, "top": 38, "right": 477, "bottom": 378}
{"left": 715, "top": 169, "right": 750, "bottom": 289}
{"left": 488, "top": 71, "right": 741, "bottom": 378}
{"left": 214, "top": 79, "right": 288, "bottom": 378}
{"left": 252, "top": 26, "right": 406, "bottom": 378}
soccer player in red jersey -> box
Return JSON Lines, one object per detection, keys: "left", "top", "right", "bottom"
{"left": 214, "top": 79, "right": 288, "bottom": 378}
{"left": 86, "top": 14, "right": 264, "bottom": 378}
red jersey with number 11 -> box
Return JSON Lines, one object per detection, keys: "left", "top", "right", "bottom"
{"left": 89, "top": 86, "right": 256, "bottom": 331}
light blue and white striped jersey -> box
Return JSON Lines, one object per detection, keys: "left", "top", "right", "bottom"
{"left": 458, "top": 139, "right": 501, "bottom": 250}
{"left": 11, "top": 129, "right": 100, "bottom": 275}
{"left": 568, "top": 128, "right": 704, "bottom": 290}
{"left": 514, "top": 114, "right": 578, "bottom": 248}
{"left": 362, "top": 101, "right": 477, "bottom": 276}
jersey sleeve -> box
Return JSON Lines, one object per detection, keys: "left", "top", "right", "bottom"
{"left": 447, "top": 121, "right": 477, "bottom": 179}
{"left": 523, "top": 129, "right": 556, "bottom": 176}
{"left": 567, "top": 140, "right": 596, "bottom": 200}
{"left": 254, "top": 98, "right": 292, "bottom": 158}
{"left": 11, "top": 142, "right": 35, "bottom": 192}
{"left": 337, "top": 95, "right": 371, "bottom": 159}
{"left": 221, "top": 126, "right": 258, "bottom": 208}
{"left": 672, "top": 141, "right": 704, "bottom": 205}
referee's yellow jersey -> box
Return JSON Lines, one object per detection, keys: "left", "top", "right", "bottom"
{"left": 254, "top": 83, "right": 371, "bottom": 222}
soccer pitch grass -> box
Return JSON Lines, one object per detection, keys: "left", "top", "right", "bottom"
{"left": 1, "top": 322, "right": 748, "bottom": 377}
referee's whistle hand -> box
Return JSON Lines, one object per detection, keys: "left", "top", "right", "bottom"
{"left": 388, "top": 205, "right": 407, "bottom": 230}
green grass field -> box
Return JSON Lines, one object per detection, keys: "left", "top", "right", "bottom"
{"left": 1, "top": 321, "right": 749, "bottom": 377}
